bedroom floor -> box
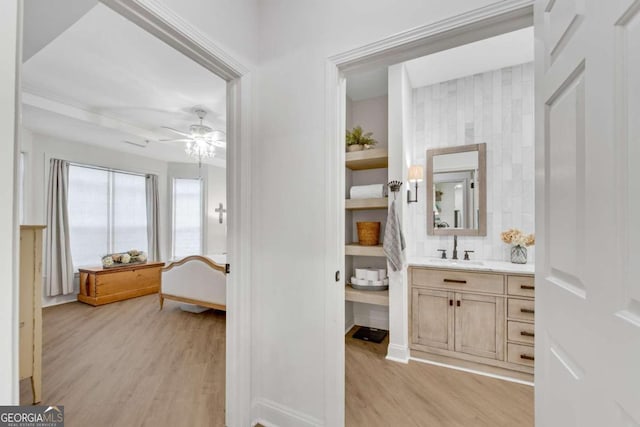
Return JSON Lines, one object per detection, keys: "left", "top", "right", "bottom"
{"left": 20, "top": 295, "right": 226, "bottom": 426}
{"left": 22, "top": 296, "right": 533, "bottom": 426}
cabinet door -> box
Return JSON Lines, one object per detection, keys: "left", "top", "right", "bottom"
{"left": 454, "top": 293, "right": 504, "bottom": 360}
{"left": 411, "top": 288, "right": 454, "bottom": 351}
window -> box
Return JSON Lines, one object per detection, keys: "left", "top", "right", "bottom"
{"left": 172, "top": 178, "right": 203, "bottom": 259}
{"left": 68, "top": 165, "right": 147, "bottom": 268}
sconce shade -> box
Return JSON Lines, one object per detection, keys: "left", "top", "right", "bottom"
{"left": 408, "top": 165, "right": 424, "bottom": 182}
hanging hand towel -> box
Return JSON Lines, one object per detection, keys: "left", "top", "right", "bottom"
{"left": 383, "top": 200, "right": 406, "bottom": 272}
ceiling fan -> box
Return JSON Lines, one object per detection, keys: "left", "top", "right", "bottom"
{"left": 159, "top": 109, "right": 226, "bottom": 165}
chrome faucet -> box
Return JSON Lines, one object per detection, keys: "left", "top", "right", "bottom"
{"left": 452, "top": 235, "right": 458, "bottom": 260}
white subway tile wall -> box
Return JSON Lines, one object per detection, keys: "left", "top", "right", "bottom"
{"left": 409, "top": 62, "right": 535, "bottom": 263}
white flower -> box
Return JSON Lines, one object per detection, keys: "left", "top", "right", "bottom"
{"left": 137, "top": 253, "right": 147, "bottom": 262}
{"left": 121, "top": 254, "right": 131, "bottom": 264}
{"left": 102, "top": 256, "right": 114, "bottom": 267}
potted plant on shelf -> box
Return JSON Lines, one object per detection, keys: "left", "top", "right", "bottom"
{"left": 346, "top": 125, "right": 377, "bottom": 152}
{"left": 501, "top": 228, "right": 535, "bottom": 264}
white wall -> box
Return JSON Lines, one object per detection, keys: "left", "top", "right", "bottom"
{"left": 409, "top": 62, "right": 535, "bottom": 262}
{"left": 166, "top": 162, "right": 227, "bottom": 257}
{"left": 0, "top": 0, "right": 19, "bottom": 405}
{"left": 251, "top": 0, "right": 500, "bottom": 424}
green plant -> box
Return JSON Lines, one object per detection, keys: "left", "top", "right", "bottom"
{"left": 346, "top": 125, "right": 377, "bottom": 147}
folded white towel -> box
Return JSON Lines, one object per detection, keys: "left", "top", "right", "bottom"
{"left": 350, "top": 184, "right": 386, "bottom": 199}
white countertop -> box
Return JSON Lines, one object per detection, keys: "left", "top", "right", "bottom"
{"left": 408, "top": 256, "right": 534, "bottom": 275}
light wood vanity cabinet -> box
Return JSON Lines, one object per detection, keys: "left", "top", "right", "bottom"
{"left": 410, "top": 266, "right": 535, "bottom": 380}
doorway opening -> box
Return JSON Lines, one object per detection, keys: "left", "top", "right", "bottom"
{"left": 14, "top": 1, "right": 251, "bottom": 424}
{"left": 330, "top": 3, "right": 536, "bottom": 425}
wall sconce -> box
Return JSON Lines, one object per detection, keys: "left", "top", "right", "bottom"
{"left": 407, "top": 165, "right": 423, "bottom": 204}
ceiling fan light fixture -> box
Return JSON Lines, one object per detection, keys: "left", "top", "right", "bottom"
{"left": 185, "top": 140, "right": 216, "bottom": 160}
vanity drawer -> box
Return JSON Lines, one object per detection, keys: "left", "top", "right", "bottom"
{"left": 507, "top": 298, "right": 535, "bottom": 321}
{"left": 411, "top": 268, "right": 504, "bottom": 294}
{"left": 507, "top": 275, "right": 535, "bottom": 297}
{"left": 507, "top": 321, "right": 535, "bottom": 345}
{"left": 507, "top": 343, "right": 535, "bottom": 367}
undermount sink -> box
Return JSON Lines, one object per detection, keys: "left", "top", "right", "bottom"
{"left": 430, "top": 258, "right": 484, "bottom": 267}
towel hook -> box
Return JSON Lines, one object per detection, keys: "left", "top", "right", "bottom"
{"left": 387, "top": 181, "right": 403, "bottom": 201}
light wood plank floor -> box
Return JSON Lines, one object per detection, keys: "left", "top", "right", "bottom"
{"left": 345, "top": 327, "right": 534, "bottom": 426}
{"left": 20, "top": 295, "right": 226, "bottom": 427}
{"left": 22, "top": 296, "right": 533, "bottom": 426}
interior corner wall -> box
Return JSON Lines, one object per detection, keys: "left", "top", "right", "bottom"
{"left": 409, "top": 62, "right": 535, "bottom": 263}
{"left": 386, "top": 63, "right": 413, "bottom": 362}
{"left": 22, "top": 132, "right": 170, "bottom": 307}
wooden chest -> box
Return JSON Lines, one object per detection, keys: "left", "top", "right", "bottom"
{"left": 78, "top": 262, "right": 164, "bottom": 306}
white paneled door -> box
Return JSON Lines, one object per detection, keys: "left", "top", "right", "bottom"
{"left": 535, "top": 0, "right": 640, "bottom": 425}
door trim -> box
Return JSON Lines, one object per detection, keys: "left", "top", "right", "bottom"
{"left": 325, "top": 1, "right": 534, "bottom": 424}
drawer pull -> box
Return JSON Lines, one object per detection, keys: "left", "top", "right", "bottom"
{"left": 449, "top": 299, "right": 453, "bottom": 306}
{"left": 520, "top": 308, "right": 535, "bottom": 314}
{"left": 520, "top": 331, "right": 535, "bottom": 337}
{"left": 520, "top": 354, "right": 535, "bottom": 361}
{"left": 444, "top": 279, "right": 467, "bottom": 284}
{"left": 520, "top": 285, "right": 535, "bottom": 290}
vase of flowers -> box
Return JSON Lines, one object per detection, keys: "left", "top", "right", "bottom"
{"left": 501, "top": 228, "right": 535, "bottom": 264}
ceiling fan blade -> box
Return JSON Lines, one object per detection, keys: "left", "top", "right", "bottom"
{"left": 210, "top": 140, "right": 226, "bottom": 148}
{"left": 161, "top": 126, "right": 191, "bottom": 137}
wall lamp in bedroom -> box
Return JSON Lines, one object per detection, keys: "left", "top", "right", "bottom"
{"left": 407, "top": 165, "right": 423, "bottom": 204}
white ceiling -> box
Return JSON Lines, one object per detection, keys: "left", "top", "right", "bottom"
{"left": 346, "top": 27, "right": 533, "bottom": 101}
{"left": 21, "top": 3, "right": 227, "bottom": 167}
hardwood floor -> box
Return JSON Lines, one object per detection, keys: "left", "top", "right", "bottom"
{"left": 345, "top": 327, "right": 534, "bottom": 426}
{"left": 20, "top": 295, "right": 226, "bottom": 427}
{"left": 22, "top": 296, "right": 532, "bottom": 426}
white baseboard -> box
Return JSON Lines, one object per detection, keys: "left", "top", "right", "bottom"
{"left": 385, "top": 343, "right": 409, "bottom": 363}
{"left": 252, "top": 398, "right": 323, "bottom": 427}
{"left": 409, "top": 356, "right": 535, "bottom": 387}
{"left": 344, "top": 322, "right": 355, "bottom": 334}
{"left": 42, "top": 294, "right": 77, "bottom": 308}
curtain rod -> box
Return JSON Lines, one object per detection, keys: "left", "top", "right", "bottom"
{"left": 67, "top": 161, "right": 154, "bottom": 178}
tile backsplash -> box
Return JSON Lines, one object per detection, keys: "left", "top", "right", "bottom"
{"left": 408, "top": 62, "right": 535, "bottom": 263}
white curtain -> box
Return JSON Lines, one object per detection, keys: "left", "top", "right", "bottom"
{"left": 44, "top": 159, "right": 74, "bottom": 296}
{"left": 146, "top": 174, "right": 160, "bottom": 261}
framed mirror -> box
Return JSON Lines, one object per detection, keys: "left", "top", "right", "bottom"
{"left": 427, "top": 143, "right": 486, "bottom": 236}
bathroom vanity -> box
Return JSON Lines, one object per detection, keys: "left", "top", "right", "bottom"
{"left": 409, "top": 258, "right": 534, "bottom": 381}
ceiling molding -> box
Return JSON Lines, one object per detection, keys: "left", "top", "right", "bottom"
{"left": 100, "top": 0, "right": 249, "bottom": 81}
{"left": 330, "top": 0, "right": 534, "bottom": 72}
{"left": 22, "top": 90, "right": 161, "bottom": 142}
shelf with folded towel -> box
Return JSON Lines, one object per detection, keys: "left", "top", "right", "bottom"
{"left": 345, "top": 243, "right": 385, "bottom": 257}
{"left": 345, "top": 284, "right": 389, "bottom": 306}
{"left": 345, "top": 198, "right": 388, "bottom": 210}
{"left": 345, "top": 148, "right": 388, "bottom": 170}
